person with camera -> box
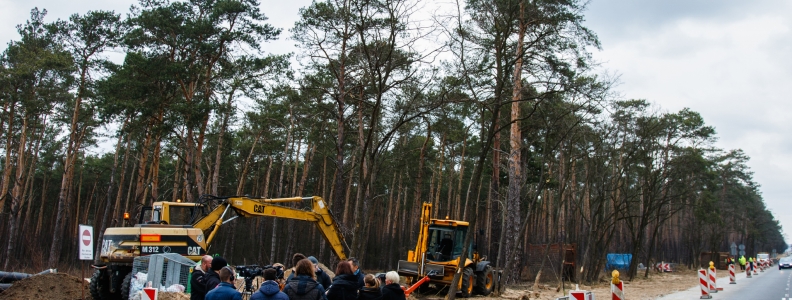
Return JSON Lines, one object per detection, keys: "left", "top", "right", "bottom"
{"left": 205, "top": 266, "right": 242, "bottom": 300}
{"left": 205, "top": 257, "right": 228, "bottom": 292}
{"left": 191, "top": 255, "right": 214, "bottom": 300}
{"left": 326, "top": 261, "right": 358, "bottom": 300}
{"left": 356, "top": 274, "right": 381, "bottom": 300}
{"left": 250, "top": 267, "right": 289, "bottom": 300}
{"left": 283, "top": 259, "right": 327, "bottom": 300}
{"left": 379, "top": 272, "right": 405, "bottom": 300}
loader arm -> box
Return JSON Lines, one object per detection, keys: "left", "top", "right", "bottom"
{"left": 193, "top": 196, "right": 347, "bottom": 260}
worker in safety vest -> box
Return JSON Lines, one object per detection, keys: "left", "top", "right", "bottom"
{"left": 749, "top": 257, "right": 755, "bottom": 271}
{"left": 739, "top": 256, "right": 746, "bottom": 270}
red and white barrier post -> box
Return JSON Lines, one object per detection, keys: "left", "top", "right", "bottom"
{"left": 611, "top": 270, "right": 624, "bottom": 300}
{"left": 760, "top": 260, "right": 765, "bottom": 272}
{"left": 746, "top": 262, "right": 752, "bottom": 278}
{"left": 729, "top": 263, "right": 736, "bottom": 284}
{"left": 753, "top": 261, "right": 758, "bottom": 275}
{"left": 707, "top": 262, "right": 721, "bottom": 292}
{"left": 699, "top": 269, "right": 712, "bottom": 299}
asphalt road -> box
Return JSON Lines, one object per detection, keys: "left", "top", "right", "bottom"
{"left": 659, "top": 265, "right": 792, "bottom": 300}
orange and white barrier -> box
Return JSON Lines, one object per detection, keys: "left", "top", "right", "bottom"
{"left": 747, "top": 265, "right": 752, "bottom": 278}
{"left": 729, "top": 264, "right": 736, "bottom": 284}
{"left": 753, "top": 263, "right": 758, "bottom": 275}
{"left": 699, "top": 269, "right": 712, "bottom": 299}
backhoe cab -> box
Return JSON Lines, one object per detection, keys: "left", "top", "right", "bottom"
{"left": 398, "top": 203, "right": 498, "bottom": 297}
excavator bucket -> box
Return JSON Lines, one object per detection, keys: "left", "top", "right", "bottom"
{"left": 397, "top": 260, "right": 444, "bottom": 277}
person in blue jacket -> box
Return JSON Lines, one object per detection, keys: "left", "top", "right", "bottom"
{"left": 206, "top": 266, "right": 242, "bottom": 300}
{"left": 251, "top": 268, "right": 289, "bottom": 300}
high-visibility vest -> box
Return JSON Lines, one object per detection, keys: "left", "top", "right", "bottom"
{"left": 739, "top": 257, "right": 746, "bottom": 265}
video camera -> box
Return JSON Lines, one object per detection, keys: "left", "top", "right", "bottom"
{"left": 234, "top": 264, "right": 285, "bottom": 292}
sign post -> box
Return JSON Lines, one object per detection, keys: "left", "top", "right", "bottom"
{"left": 79, "top": 225, "right": 93, "bottom": 300}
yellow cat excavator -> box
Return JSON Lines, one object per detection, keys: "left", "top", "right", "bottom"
{"left": 397, "top": 203, "right": 500, "bottom": 297}
{"left": 90, "top": 195, "right": 347, "bottom": 300}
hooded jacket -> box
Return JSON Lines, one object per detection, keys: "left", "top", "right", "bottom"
{"left": 251, "top": 280, "right": 289, "bottom": 300}
{"left": 326, "top": 274, "right": 359, "bottom": 300}
{"left": 380, "top": 283, "right": 405, "bottom": 300}
{"left": 283, "top": 275, "right": 328, "bottom": 300}
{"left": 356, "top": 287, "right": 381, "bottom": 300}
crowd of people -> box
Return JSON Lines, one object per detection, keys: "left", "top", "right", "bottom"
{"left": 189, "top": 254, "right": 407, "bottom": 300}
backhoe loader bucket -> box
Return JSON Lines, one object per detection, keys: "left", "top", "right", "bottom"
{"left": 397, "top": 260, "right": 444, "bottom": 277}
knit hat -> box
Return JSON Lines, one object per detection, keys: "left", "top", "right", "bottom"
{"left": 307, "top": 256, "right": 319, "bottom": 265}
{"left": 211, "top": 256, "right": 227, "bottom": 271}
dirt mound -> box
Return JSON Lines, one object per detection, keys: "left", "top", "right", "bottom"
{"left": 159, "top": 291, "right": 189, "bottom": 300}
{"left": 0, "top": 273, "right": 89, "bottom": 300}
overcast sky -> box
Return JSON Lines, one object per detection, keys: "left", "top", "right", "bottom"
{"left": 2, "top": 0, "right": 791, "bottom": 245}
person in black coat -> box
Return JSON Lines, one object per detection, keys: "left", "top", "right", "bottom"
{"left": 205, "top": 256, "right": 227, "bottom": 292}
{"left": 191, "top": 255, "right": 214, "bottom": 300}
{"left": 326, "top": 261, "right": 359, "bottom": 300}
{"left": 357, "top": 274, "right": 381, "bottom": 300}
{"left": 283, "top": 259, "right": 327, "bottom": 300}
{"left": 347, "top": 258, "right": 365, "bottom": 289}
{"left": 380, "top": 272, "right": 405, "bottom": 300}
{"left": 307, "top": 256, "right": 332, "bottom": 290}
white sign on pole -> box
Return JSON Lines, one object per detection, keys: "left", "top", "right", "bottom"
{"left": 79, "top": 225, "right": 94, "bottom": 260}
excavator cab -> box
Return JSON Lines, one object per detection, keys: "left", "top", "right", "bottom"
{"left": 427, "top": 226, "right": 469, "bottom": 261}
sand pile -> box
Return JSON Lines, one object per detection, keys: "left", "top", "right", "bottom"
{"left": 159, "top": 291, "right": 190, "bottom": 300}
{"left": 0, "top": 273, "right": 89, "bottom": 300}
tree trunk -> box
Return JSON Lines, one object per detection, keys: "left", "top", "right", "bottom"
{"left": 5, "top": 115, "right": 28, "bottom": 269}
{"left": 96, "top": 118, "right": 129, "bottom": 263}
{"left": 503, "top": 1, "right": 526, "bottom": 283}
{"left": 0, "top": 102, "right": 15, "bottom": 217}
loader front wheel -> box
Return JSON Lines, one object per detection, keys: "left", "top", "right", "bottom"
{"left": 474, "top": 265, "right": 494, "bottom": 296}
{"left": 90, "top": 270, "right": 110, "bottom": 300}
{"left": 460, "top": 267, "right": 475, "bottom": 298}
{"left": 120, "top": 271, "right": 133, "bottom": 300}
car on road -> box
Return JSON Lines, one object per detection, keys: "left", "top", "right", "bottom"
{"left": 778, "top": 257, "right": 792, "bottom": 269}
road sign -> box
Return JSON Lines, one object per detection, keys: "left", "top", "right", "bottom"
{"left": 739, "top": 244, "right": 745, "bottom": 250}
{"left": 730, "top": 243, "right": 737, "bottom": 256}
{"left": 79, "top": 225, "right": 93, "bottom": 260}
{"left": 739, "top": 250, "right": 745, "bottom": 256}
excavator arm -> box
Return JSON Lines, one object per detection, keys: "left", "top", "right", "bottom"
{"left": 193, "top": 196, "right": 347, "bottom": 260}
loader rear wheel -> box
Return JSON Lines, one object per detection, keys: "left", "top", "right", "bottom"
{"left": 90, "top": 270, "right": 110, "bottom": 300}
{"left": 460, "top": 267, "right": 475, "bottom": 298}
{"left": 474, "top": 265, "right": 494, "bottom": 296}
